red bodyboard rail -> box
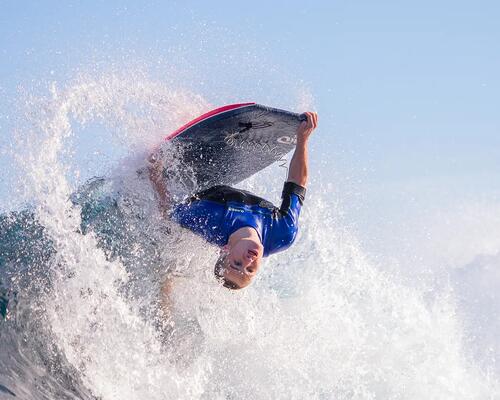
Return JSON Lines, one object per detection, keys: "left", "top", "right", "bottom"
{"left": 164, "top": 102, "right": 255, "bottom": 141}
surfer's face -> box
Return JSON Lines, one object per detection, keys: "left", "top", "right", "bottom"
{"left": 215, "top": 239, "right": 263, "bottom": 289}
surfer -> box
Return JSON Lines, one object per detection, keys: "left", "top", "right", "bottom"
{"left": 149, "top": 111, "right": 318, "bottom": 290}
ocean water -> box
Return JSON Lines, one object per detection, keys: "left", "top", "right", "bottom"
{"left": 0, "top": 73, "right": 499, "bottom": 400}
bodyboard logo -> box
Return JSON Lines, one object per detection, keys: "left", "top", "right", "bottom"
{"left": 277, "top": 135, "right": 297, "bottom": 145}
{"left": 224, "top": 132, "right": 282, "bottom": 159}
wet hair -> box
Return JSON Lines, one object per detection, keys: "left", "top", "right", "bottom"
{"left": 214, "top": 253, "right": 241, "bottom": 290}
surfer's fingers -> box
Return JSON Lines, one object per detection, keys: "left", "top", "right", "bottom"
{"left": 148, "top": 153, "right": 158, "bottom": 164}
{"left": 311, "top": 112, "right": 318, "bottom": 128}
{"left": 148, "top": 147, "right": 165, "bottom": 165}
{"left": 310, "top": 113, "right": 316, "bottom": 130}
{"left": 305, "top": 112, "right": 314, "bottom": 129}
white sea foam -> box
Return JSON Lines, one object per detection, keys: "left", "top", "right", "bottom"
{"left": 3, "top": 72, "right": 499, "bottom": 399}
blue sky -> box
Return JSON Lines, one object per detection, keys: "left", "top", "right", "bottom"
{"left": 1, "top": 0, "right": 499, "bottom": 231}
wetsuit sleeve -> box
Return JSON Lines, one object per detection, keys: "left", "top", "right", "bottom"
{"left": 281, "top": 181, "right": 306, "bottom": 208}
{"left": 265, "top": 182, "right": 306, "bottom": 256}
{"left": 278, "top": 181, "right": 305, "bottom": 229}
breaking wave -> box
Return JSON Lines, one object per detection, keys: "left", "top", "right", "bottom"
{"left": 0, "top": 72, "right": 498, "bottom": 399}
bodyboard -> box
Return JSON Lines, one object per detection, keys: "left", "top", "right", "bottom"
{"left": 161, "top": 103, "right": 305, "bottom": 194}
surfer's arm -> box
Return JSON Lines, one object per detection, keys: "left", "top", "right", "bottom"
{"left": 287, "top": 112, "right": 318, "bottom": 187}
{"left": 148, "top": 153, "right": 171, "bottom": 216}
{"left": 160, "top": 275, "right": 174, "bottom": 316}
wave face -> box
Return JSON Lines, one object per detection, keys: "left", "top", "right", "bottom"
{"left": 0, "top": 73, "right": 499, "bottom": 400}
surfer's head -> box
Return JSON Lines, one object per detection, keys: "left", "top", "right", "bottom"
{"left": 214, "top": 239, "right": 263, "bottom": 290}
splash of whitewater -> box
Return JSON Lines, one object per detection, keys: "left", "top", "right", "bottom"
{"left": 0, "top": 72, "right": 498, "bottom": 399}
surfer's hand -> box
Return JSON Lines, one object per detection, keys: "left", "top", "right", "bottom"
{"left": 147, "top": 150, "right": 164, "bottom": 179}
{"left": 297, "top": 112, "right": 318, "bottom": 143}
{"left": 147, "top": 149, "right": 171, "bottom": 215}
{"left": 287, "top": 112, "right": 316, "bottom": 187}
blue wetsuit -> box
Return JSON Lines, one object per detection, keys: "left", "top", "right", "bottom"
{"left": 170, "top": 182, "right": 306, "bottom": 257}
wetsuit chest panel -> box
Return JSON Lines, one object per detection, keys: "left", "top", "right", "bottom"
{"left": 223, "top": 201, "right": 268, "bottom": 242}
